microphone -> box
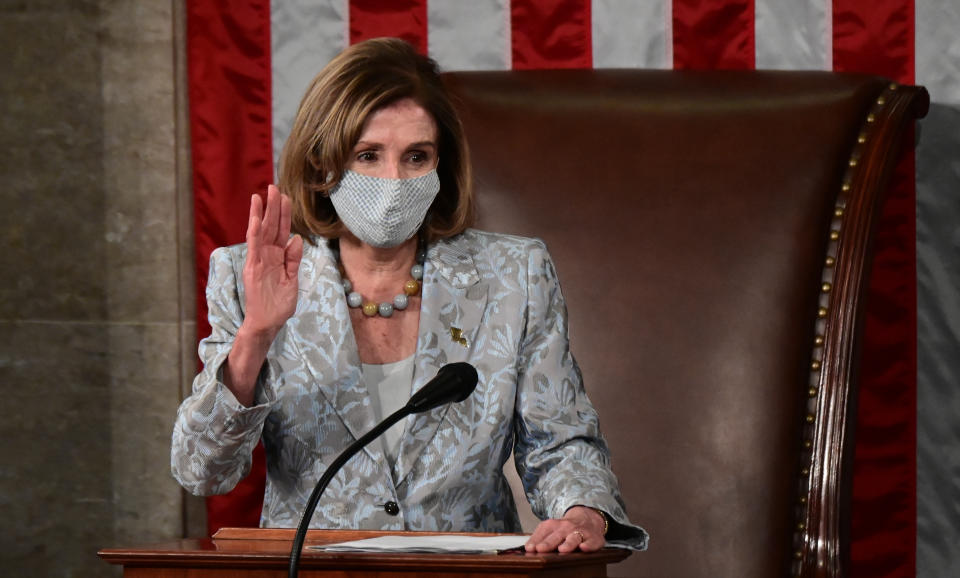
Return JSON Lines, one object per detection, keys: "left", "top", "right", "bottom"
{"left": 405, "top": 361, "right": 479, "bottom": 412}
{"left": 288, "top": 362, "right": 479, "bottom": 578}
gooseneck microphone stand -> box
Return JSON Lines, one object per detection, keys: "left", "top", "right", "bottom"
{"left": 287, "top": 362, "right": 478, "bottom": 578}
{"left": 287, "top": 405, "right": 410, "bottom": 578}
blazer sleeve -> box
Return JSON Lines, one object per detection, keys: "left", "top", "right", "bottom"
{"left": 170, "top": 246, "right": 278, "bottom": 496}
{"left": 512, "top": 240, "right": 649, "bottom": 550}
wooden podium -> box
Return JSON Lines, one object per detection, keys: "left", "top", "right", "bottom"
{"left": 98, "top": 528, "right": 632, "bottom": 577}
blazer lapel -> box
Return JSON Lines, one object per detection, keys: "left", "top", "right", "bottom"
{"left": 394, "top": 235, "right": 488, "bottom": 486}
{"left": 284, "top": 238, "right": 385, "bottom": 465}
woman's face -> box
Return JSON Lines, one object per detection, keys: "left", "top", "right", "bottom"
{"left": 347, "top": 97, "right": 439, "bottom": 180}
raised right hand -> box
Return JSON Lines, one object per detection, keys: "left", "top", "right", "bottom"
{"left": 225, "top": 185, "right": 304, "bottom": 406}
{"left": 241, "top": 184, "right": 304, "bottom": 338}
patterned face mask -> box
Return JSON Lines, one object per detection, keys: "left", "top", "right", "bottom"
{"left": 329, "top": 169, "right": 440, "bottom": 248}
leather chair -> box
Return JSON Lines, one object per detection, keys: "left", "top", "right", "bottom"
{"left": 443, "top": 70, "right": 928, "bottom": 578}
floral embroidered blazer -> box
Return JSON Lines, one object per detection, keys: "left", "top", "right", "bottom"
{"left": 171, "top": 229, "right": 647, "bottom": 549}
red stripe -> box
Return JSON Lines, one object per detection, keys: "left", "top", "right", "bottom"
{"left": 833, "top": 2, "right": 917, "bottom": 577}
{"left": 349, "top": 0, "right": 428, "bottom": 53}
{"left": 850, "top": 155, "right": 918, "bottom": 578}
{"left": 511, "top": 0, "right": 592, "bottom": 70}
{"left": 672, "top": 0, "right": 755, "bottom": 70}
{"left": 187, "top": 0, "right": 272, "bottom": 535}
{"left": 833, "top": 0, "right": 915, "bottom": 81}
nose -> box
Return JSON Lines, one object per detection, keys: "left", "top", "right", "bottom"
{"left": 383, "top": 162, "right": 402, "bottom": 180}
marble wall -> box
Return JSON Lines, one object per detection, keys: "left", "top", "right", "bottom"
{"left": 0, "top": 2, "right": 202, "bottom": 576}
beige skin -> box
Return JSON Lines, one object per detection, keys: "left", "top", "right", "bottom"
{"left": 224, "top": 98, "right": 605, "bottom": 553}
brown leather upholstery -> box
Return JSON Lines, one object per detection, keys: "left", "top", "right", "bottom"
{"left": 442, "top": 70, "right": 928, "bottom": 578}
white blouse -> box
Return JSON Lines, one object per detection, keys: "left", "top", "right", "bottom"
{"left": 362, "top": 355, "right": 415, "bottom": 469}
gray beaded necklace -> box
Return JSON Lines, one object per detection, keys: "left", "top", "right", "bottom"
{"left": 331, "top": 239, "right": 426, "bottom": 318}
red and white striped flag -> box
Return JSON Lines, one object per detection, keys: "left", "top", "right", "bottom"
{"left": 186, "top": 2, "right": 959, "bottom": 576}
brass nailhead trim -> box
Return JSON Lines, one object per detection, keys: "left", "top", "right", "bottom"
{"left": 796, "top": 90, "right": 886, "bottom": 560}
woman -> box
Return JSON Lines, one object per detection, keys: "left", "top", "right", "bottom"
{"left": 172, "top": 38, "right": 647, "bottom": 553}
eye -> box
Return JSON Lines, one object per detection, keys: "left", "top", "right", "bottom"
{"left": 405, "top": 150, "right": 430, "bottom": 165}
{"left": 355, "top": 150, "right": 377, "bottom": 163}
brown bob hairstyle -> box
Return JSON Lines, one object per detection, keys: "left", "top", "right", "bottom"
{"left": 279, "top": 37, "right": 475, "bottom": 244}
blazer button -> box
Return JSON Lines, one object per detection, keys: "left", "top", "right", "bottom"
{"left": 384, "top": 501, "right": 400, "bottom": 516}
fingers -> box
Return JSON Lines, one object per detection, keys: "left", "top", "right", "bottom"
{"left": 570, "top": 529, "right": 605, "bottom": 552}
{"left": 285, "top": 234, "right": 304, "bottom": 279}
{"left": 261, "top": 184, "right": 281, "bottom": 245}
{"left": 278, "top": 188, "right": 292, "bottom": 243}
{"left": 525, "top": 521, "right": 563, "bottom": 553}
{"left": 249, "top": 185, "right": 295, "bottom": 254}
{"left": 246, "top": 193, "right": 263, "bottom": 252}
{"left": 557, "top": 530, "right": 586, "bottom": 553}
{"left": 524, "top": 517, "right": 605, "bottom": 554}
{"left": 525, "top": 520, "right": 554, "bottom": 551}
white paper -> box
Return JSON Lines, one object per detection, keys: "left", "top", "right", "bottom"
{"left": 310, "top": 534, "right": 530, "bottom": 554}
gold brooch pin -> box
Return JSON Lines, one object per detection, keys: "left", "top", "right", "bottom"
{"left": 449, "top": 327, "right": 468, "bottom": 348}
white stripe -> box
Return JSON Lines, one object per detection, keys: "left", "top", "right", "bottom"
{"left": 428, "top": 0, "right": 510, "bottom": 71}
{"left": 916, "top": 0, "right": 960, "bottom": 105}
{"left": 271, "top": 0, "right": 349, "bottom": 169}
{"left": 915, "top": 1, "right": 960, "bottom": 577}
{"left": 755, "top": 0, "right": 831, "bottom": 70}
{"left": 592, "top": 0, "right": 671, "bottom": 69}
{"left": 664, "top": 0, "right": 673, "bottom": 70}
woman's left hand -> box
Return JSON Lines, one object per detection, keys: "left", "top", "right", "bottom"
{"left": 524, "top": 506, "right": 606, "bottom": 553}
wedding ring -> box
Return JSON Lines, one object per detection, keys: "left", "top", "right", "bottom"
{"left": 572, "top": 529, "right": 585, "bottom": 542}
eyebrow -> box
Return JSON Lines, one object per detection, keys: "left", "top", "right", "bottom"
{"left": 353, "top": 140, "right": 437, "bottom": 150}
